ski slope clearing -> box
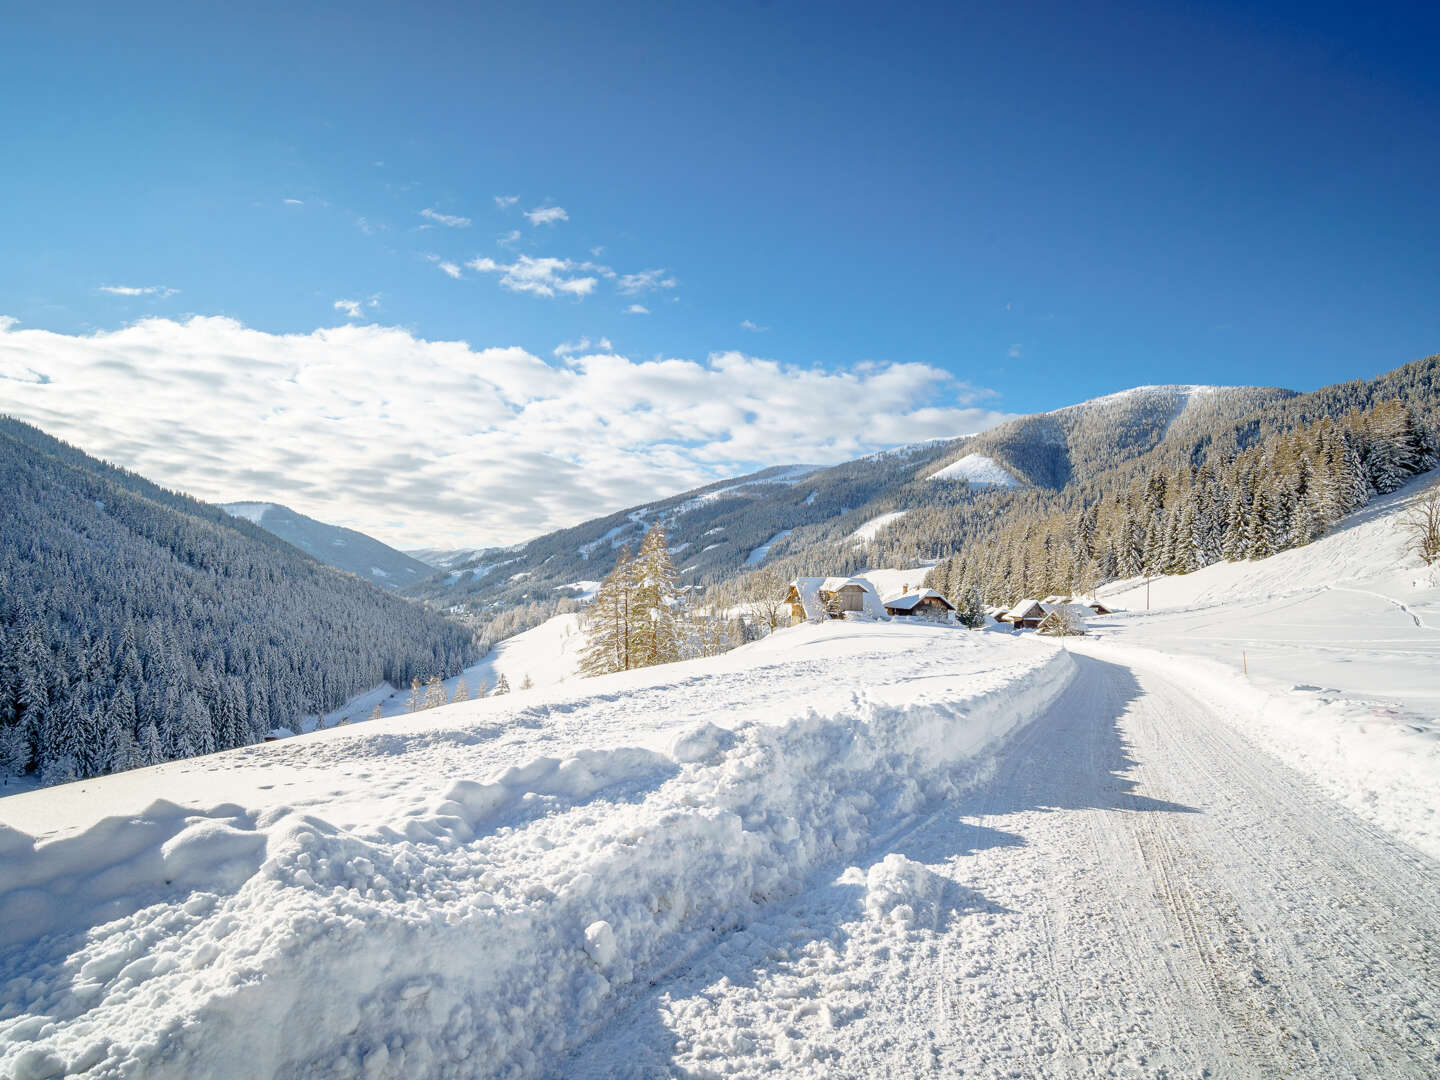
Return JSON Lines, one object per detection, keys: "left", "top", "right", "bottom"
{"left": 0, "top": 623, "right": 1071, "bottom": 1079}
{"left": 849, "top": 510, "right": 908, "bottom": 544}
{"left": 926, "top": 452, "right": 1020, "bottom": 487}
{"left": 1093, "top": 473, "right": 1440, "bottom": 857}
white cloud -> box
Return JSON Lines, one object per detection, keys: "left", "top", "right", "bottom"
{"left": 355, "top": 216, "right": 381, "bottom": 235}
{"left": 99, "top": 285, "right": 178, "bottom": 298}
{"left": 420, "top": 208, "right": 471, "bottom": 228}
{"left": 1007, "top": 343, "right": 1023, "bottom": 359}
{"left": 618, "top": 269, "right": 676, "bottom": 295}
{"left": 0, "top": 316, "right": 1015, "bottom": 547}
{"left": 625, "top": 304, "right": 650, "bottom": 315}
{"left": 424, "top": 255, "right": 464, "bottom": 279}
{"left": 525, "top": 205, "right": 568, "bottom": 227}
{"left": 553, "top": 336, "right": 613, "bottom": 358}
{"left": 283, "top": 198, "right": 304, "bottom": 206}
{"left": 465, "top": 255, "right": 598, "bottom": 298}
{"left": 741, "top": 319, "right": 769, "bottom": 332}
{"left": 334, "top": 296, "right": 381, "bottom": 320}
{"left": 498, "top": 229, "right": 522, "bottom": 246}
{"left": 494, "top": 195, "right": 519, "bottom": 209}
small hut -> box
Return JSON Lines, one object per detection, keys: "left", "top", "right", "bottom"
{"left": 1086, "top": 600, "right": 1113, "bottom": 615}
{"left": 883, "top": 589, "right": 956, "bottom": 620}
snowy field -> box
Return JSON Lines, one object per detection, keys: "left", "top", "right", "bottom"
{"left": 0, "top": 623, "right": 1072, "bottom": 1079}
{"left": 1091, "top": 472, "right": 1440, "bottom": 857}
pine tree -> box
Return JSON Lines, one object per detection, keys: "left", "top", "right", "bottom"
{"left": 422, "top": 675, "right": 446, "bottom": 710}
{"left": 580, "top": 546, "right": 639, "bottom": 676}
{"left": 406, "top": 677, "right": 423, "bottom": 713}
{"left": 633, "top": 525, "right": 682, "bottom": 668}
{"left": 958, "top": 585, "right": 987, "bottom": 629}
{"left": 493, "top": 673, "right": 511, "bottom": 695}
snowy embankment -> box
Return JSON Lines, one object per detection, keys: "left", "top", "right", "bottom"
{"left": 1090, "top": 472, "right": 1440, "bottom": 857}
{"left": 0, "top": 623, "right": 1073, "bottom": 1080}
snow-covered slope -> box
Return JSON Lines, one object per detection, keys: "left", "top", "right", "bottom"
{"left": 849, "top": 510, "right": 908, "bottom": 544}
{"left": 1088, "top": 471, "right": 1440, "bottom": 855}
{"left": 0, "top": 623, "right": 1071, "bottom": 1079}
{"left": 320, "top": 613, "right": 587, "bottom": 726}
{"left": 220, "top": 502, "right": 433, "bottom": 589}
{"left": 926, "top": 452, "right": 1020, "bottom": 486}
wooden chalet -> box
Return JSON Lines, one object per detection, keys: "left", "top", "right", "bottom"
{"left": 883, "top": 589, "right": 956, "bottom": 619}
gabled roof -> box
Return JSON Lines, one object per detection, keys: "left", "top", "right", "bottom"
{"left": 1004, "top": 599, "right": 1045, "bottom": 621}
{"left": 883, "top": 588, "right": 955, "bottom": 612}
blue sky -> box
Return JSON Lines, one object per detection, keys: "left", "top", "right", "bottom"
{"left": 2, "top": 1, "right": 1438, "bottom": 545}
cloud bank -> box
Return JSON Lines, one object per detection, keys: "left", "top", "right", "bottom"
{"left": 0, "top": 316, "right": 1013, "bottom": 548}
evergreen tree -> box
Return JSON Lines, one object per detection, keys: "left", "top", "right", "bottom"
{"left": 493, "top": 673, "right": 511, "bottom": 695}
{"left": 957, "top": 585, "right": 987, "bottom": 629}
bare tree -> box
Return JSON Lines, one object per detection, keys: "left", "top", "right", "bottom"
{"left": 742, "top": 568, "right": 791, "bottom": 633}
{"left": 1401, "top": 477, "right": 1440, "bottom": 566}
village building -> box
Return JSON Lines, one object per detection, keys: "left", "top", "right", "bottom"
{"left": 882, "top": 589, "right": 956, "bottom": 619}
{"left": 1002, "top": 599, "right": 1046, "bottom": 629}
{"left": 784, "top": 577, "right": 888, "bottom": 623}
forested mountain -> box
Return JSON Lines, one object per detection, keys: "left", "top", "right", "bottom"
{"left": 402, "top": 385, "right": 1294, "bottom": 617}
{"left": 412, "top": 357, "right": 1438, "bottom": 639}
{"left": 220, "top": 501, "right": 433, "bottom": 589}
{"left": 0, "top": 419, "right": 479, "bottom": 785}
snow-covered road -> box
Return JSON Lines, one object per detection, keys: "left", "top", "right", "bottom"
{"left": 567, "top": 651, "right": 1440, "bottom": 1077}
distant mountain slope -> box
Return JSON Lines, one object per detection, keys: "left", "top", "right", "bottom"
{"left": 409, "top": 360, "right": 1440, "bottom": 626}
{"left": 0, "top": 418, "right": 478, "bottom": 785}
{"left": 932, "top": 384, "right": 1296, "bottom": 490}
{"left": 221, "top": 502, "right": 432, "bottom": 589}
{"left": 405, "top": 547, "right": 486, "bottom": 571}
{"left": 403, "top": 385, "right": 1296, "bottom": 616}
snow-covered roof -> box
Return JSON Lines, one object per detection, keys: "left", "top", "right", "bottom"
{"left": 1004, "top": 599, "right": 1045, "bottom": 620}
{"left": 883, "top": 589, "right": 955, "bottom": 612}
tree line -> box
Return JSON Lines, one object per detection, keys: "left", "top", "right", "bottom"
{"left": 926, "top": 400, "right": 1438, "bottom": 606}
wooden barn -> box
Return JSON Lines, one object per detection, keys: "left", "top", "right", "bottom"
{"left": 1086, "top": 600, "right": 1113, "bottom": 615}
{"left": 883, "top": 589, "right": 956, "bottom": 620}
{"left": 1002, "top": 599, "right": 1046, "bottom": 629}
{"left": 785, "top": 577, "right": 887, "bottom": 622}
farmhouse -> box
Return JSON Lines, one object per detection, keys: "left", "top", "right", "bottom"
{"left": 883, "top": 589, "right": 956, "bottom": 619}
{"left": 1001, "top": 599, "right": 1046, "bottom": 629}
{"left": 785, "top": 577, "right": 888, "bottom": 622}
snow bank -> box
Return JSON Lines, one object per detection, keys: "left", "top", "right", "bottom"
{"left": 0, "top": 625, "right": 1073, "bottom": 1079}
{"left": 1089, "top": 641, "right": 1440, "bottom": 860}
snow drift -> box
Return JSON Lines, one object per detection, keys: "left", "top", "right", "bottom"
{"left": 0, "top": 623, "right": 1073, "bottom": 1079}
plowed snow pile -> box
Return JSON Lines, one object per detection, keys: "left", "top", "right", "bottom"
{"left": 0, "top": 622, "right": 1071, "bottom": 1079}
